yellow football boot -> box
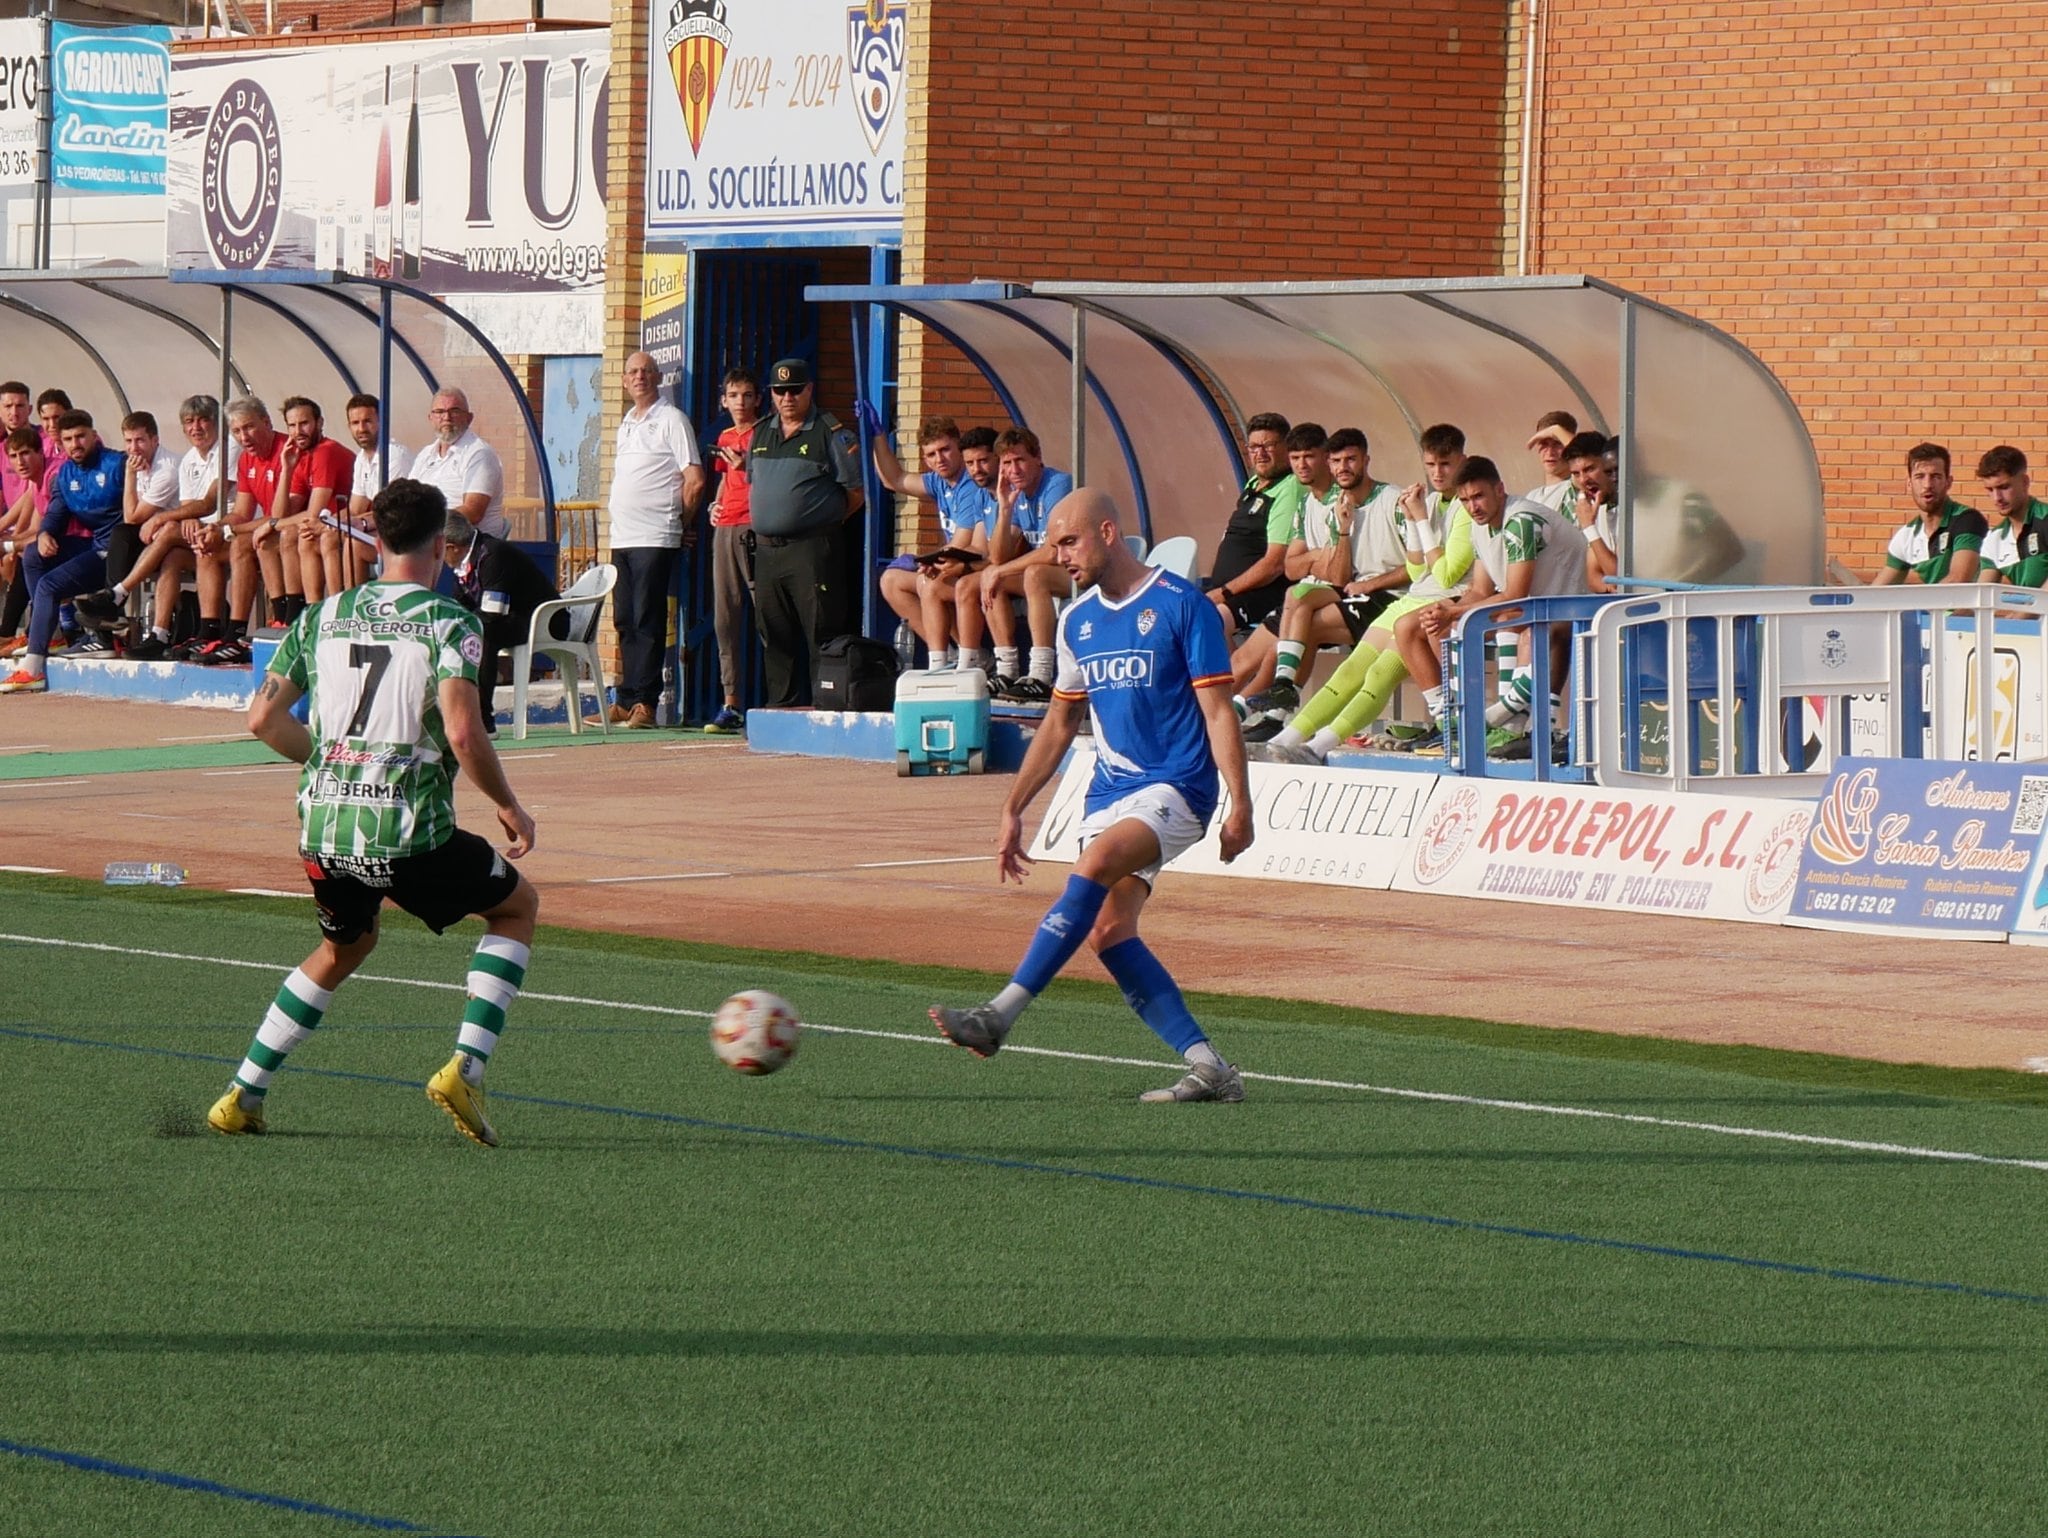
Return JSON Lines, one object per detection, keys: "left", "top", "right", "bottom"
{"left": 207, "top": 1084, "right": 266, "bottom": 1136}
{"left": 426, "top": 1054, "right": 498, "bottom": 1147}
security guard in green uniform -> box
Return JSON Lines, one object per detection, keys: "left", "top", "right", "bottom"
{"left": 748, "top": 358, "right": 864, "bottom": 706}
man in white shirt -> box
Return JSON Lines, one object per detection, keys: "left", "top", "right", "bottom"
{"left": 411, "top": 388, "right": 507, "bottom": 539}
{"left": 72, "top": 410, "right": 182, "bottom": 653}
{"left": 602, "top": 351, "right": 706, "bottom": 728}
{"left": 336, "top": 392, "right": 408, "bottom": 593}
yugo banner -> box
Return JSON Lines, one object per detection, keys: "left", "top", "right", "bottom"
{"left": 646, "top": 0, "right": 908, "bottom": 236}
{"left": 168, "top": 33, "right": 606, "bottom": 332}
{"left": 1393, "top": 779, "right": 1812, "bottom": 923}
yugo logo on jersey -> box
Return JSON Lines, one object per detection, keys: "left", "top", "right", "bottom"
{"left": 1079, "top": 650, "right": 1152, "bottom": 690}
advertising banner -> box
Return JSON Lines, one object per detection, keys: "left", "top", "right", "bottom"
{"left": 51, "top": 23, "right": 169, "bottom": 195}
{"left": 640, "top": 249, "right": 690, "bottom": 392}
{"left": 1392, "top": 778, "right": 1812, "bottom": 923}
{"left": 0, "top": 18, "right": 38, "bottom": 190}
{"left": 167, "top": 33, "right": 607, "bottom": 351}
{"left": 645, "top": 0, "right": 908, "bottom": 236}
{"left": 1788, "top": 757, "right": 2048, "bottom": 939}
{"left": 1029, "top": 751, "right": 1432, "bottom": 890}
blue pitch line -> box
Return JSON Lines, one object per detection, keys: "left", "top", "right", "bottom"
{"left": 0, "top": 1435, "right": 481, "bottom": 1535}
{"left": 9, "top": 1023, "right": 2048, "bottom": 1311}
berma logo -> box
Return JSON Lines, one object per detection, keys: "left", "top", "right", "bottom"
{"left": 200, "top": 78, "right": 282, "bottom": 269}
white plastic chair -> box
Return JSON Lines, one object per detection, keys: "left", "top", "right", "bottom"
{"left": 1123, "top": 533, "right": 1149, "bottom": 561}
{"left": 510, "top": 562, "right": 617, "bottom": 740}
{"left": 1144, "top": 536, "right": 1198, "bottom": 578}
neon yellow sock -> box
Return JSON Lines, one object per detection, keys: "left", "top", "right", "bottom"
{"left": 1330, "top": 648, "right": 1412, "bottom": 740}
{"left": 1290, "top": 640, "right": 1378, "bottom": 737}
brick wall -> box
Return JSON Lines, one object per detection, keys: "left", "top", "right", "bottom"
{"left": 895, "top": 0, "right": 1513, "bottom": 543}
{"left": 1531, "top": 2, "right": 2048, "bottom": 567}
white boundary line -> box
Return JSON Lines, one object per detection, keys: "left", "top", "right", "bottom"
{"left": 0, "top": 865, "right": 62, "bottom": 874}
{"left": 0, "top": 779, "right": 90, "bottom": 790}
{"left": 853, "top": 856, "right": 989, "bottom": 871}
{"left": 4, "top": 929, "right": 2045, "bottom": 1172}
{"left": 585, "top": 871, "right": 734, "bottom": 885}
{"left": 0, "top": 743, "right": 51, "bottom": 753}
{"left": 227, "top": 888, "right": 312, "bottom": 899}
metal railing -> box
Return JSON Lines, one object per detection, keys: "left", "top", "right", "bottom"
{"left": 1444, "top": 594, "right": 1621, "bottom": 783}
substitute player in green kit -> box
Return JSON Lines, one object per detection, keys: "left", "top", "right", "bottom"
{"left": 208, "top": 479, "right": 539, "bottom": 1147}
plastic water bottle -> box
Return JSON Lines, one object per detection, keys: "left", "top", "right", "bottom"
{"left": 894, "top": 620, "right": 918, "bottom": 671}
{"left": 104, "top": 861, "right": 187, "bottom": 887}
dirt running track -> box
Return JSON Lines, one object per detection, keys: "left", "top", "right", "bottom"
{"left": 4, "top": 695, "right": 2045, "bottom": 1072}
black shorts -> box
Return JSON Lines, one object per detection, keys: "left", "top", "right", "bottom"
{"left": 302, "top": 828, "right": 520, "bottom": 944}
{"left": 1257, "top": 588, "right": 1395, "bottom": 643}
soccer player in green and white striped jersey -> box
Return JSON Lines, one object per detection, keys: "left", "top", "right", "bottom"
{"left": 208, "top": 479, "right": 540, "bottom": 1147}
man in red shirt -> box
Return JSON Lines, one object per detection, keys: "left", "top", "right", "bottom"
{"left": 194, "top": 396, "right": 288, "bottom": 666}
{"left": 703, "top": 366, "right": 759, "bottom": 734}
{"left": 272, "top": 397, "right": 359, "bottom": 609}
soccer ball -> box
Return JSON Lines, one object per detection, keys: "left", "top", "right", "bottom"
{"left": 710, "top": 990, "right": 800, "bottom": 1075}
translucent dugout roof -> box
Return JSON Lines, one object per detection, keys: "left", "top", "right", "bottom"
{"left": 811, "top": 276, "right": 1822, "bottom": 586}
{"left": 0, "top": 270, "right": 555, "bottom": 539}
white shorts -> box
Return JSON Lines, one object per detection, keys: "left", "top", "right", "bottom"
{"left": 1077, "top": 783, "right": 1208, "bottom": 887}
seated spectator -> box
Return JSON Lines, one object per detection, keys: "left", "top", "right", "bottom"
{"left": 35, "top": 388, "right": 69, "bottom": 459}
{"left": 0, "top": 381, "right": 29, "bottom": 446}
{"left": 952, "top": 427, "right": 1073, "bottom": 699}
{"left": 1199, "top": 412, "right": 1302, "bottom": 641}
{"left": 195, "top": 395, "right": 290, "bottom": 667}
{"left": 160, "top": 396, "right": 242, "bottom": 662}
{"left": 1977, "top": 444, "right": 2048, "bottom": 588}
{"left": 441, "top": 506, "right": 561, "bottom": 731}
{"left": 337, "top": 393, "right": 408, "bottom": 594}
{"left": 273, "top": 397, "right": 358, "bottom": 608}
{"left": 0, "top": 409, "right": 126, "bottom": 693}
{"left": 1226, "top": 422, "right": 1332, "bottom": 697}
{"left": 72, "top": 411, "right": 180, "bottom": 649}
{"left": 1523, "top": 410, "right": 1581, "bottom": 516}
{"left": 1240, "top": 426, "right": 1411, "bottom": 738}
{"left": 412, "top": 388, "right": 508, "bottom": 539}
{"left": 874, "top": 416, "right": 998, "bottom": 667}
{"left": 0, "top": 426, "right": 52, "bottom": 654}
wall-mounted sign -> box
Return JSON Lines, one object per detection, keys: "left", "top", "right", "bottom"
{"left": 645, "top": 0, "right": 907, "bottom": 237}
{"left": 51, "top": 23, "right": 169, "bottom": 195}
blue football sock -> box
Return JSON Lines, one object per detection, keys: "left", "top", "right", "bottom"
{"left": 1009, "top": 873, "right": 1109, "bottom": 1000}
{"left": 1098, "top": 936, "right": 1208, "bottom": 1054}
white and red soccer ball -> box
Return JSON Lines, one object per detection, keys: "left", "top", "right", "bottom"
{"left": 710, "top": 990, "right": 800, "bottom": 1075}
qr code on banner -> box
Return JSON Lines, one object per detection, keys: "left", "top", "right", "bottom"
{"left": 2015, "top": 776, "right": 2048, "bottom": 836}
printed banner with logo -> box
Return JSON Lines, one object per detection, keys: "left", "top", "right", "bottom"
{"left": 167, "top": 33, "right": 607, "bottom": 353}
{"left": 640, "top": 249, "right": 690, "bottom": 392}
{"left": 0, "top": 18, "right": 39, "bottom": 190}
{"left": 1788, "top": 757, "right": 2048, "bottom": 938}
{"left": 1393, "top": 779, "right": 1812, "bottom": 924}
{"left": 1029, "top": 750, "right": 1433, "bottom": 890}
{"left": 645, "top": 0, "right": 907, "bottom": 236}
{"left": 51, "top": 23, "right": 169, "bottom": 195}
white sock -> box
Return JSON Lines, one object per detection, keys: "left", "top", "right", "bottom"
{"left": 22, "top": 654, "right": 45, "bottom": 677}
{"left": 1029, "top": 646, "right": 1056, "bottom": 682}
{"left": 1185, "top": 1040, "right": 1224, "bottom": 1069}
{"left": 1307, "top": 727, "right": 1340, "bottom": 757}
{"left": 151, "top": 626, "right": 171, "bottom": 643}
{"left": 110, "top": 580, "right": 130, "bottom": 602}
{"left": 994, "top": 646, "right": 1019, "bottom": 678}
{"left": 1272, "top": 724, "right": 1306, "bottom": 749}
{"left": 1423, "top": 685, "right": 1446, "bottom": 721}
{"left": 990, "top": 982, "right": 1032, "bottom": 1026}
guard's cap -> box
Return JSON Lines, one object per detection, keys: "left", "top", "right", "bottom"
{"left": 769, "top": 358, "right": 813, "bottom": 388}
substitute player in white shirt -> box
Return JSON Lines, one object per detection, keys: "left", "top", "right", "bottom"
{"left": 930, "top": 488, "right": 1256, "bottom": 1103}
{"left": 335, "top": 391, "right": 410, "bottom": 593}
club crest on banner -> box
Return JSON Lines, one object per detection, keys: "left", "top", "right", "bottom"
{"left": 665, "top": 0, "right": 732, "bottom": 157}
{"left": 847, "top": 0, "right": 906, "bottom": 155}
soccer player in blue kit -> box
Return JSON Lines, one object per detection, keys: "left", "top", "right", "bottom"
{"left": 930, "top": 488, "right": 1256, "bottom": 1102}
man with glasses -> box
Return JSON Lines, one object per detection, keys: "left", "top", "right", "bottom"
{"left": 411, "top": 388, "right": 508, "bottom": 540}
{"left": 1200, "top": 412, "right": 1303, "bottom": 639}
{"left": 747, "top": 358, "right": 863, "bottom": 707}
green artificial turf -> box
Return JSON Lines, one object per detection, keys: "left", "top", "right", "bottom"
{"left": 3, "top": 874, "right": 2046, "bottom": 1537}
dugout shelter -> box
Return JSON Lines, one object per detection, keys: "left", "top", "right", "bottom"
{"left": 814, "top": 275, "right": 1823, "bottom": 589}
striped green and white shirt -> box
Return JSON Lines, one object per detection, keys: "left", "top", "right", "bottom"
{"left": 270, "top": 582, "right": 483, "bottom": 859}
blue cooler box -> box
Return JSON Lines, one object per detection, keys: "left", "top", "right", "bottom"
{"left": 893, "top": 668, "right": 990, "bottom": 775}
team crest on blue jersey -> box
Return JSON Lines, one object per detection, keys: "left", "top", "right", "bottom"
{"left": 1077, "top": 620, "right": 1093, "bottom": 640}
{"left": 1137, "top": 609, "right": 1157, "bottom": 636}
{"left": 847, "top": 0, "right": 907, "bottom": 154}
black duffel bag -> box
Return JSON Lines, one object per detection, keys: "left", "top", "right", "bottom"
{"left": 813, "top": 633, "right": 900, "bottom": 711}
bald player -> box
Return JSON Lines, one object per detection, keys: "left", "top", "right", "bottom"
{"left": 929, "top": 489, "right": 1255, "bottom": 1103}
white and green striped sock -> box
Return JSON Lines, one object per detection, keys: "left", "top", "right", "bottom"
{"left": 234, "top": 968, "right": 333, "bottom": 1099}
{"left": 1274, "top": 640, "right": 1305, "bottom": 684}
{"left": 456, "top": 935, "right": 530, "bottom": 1081}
